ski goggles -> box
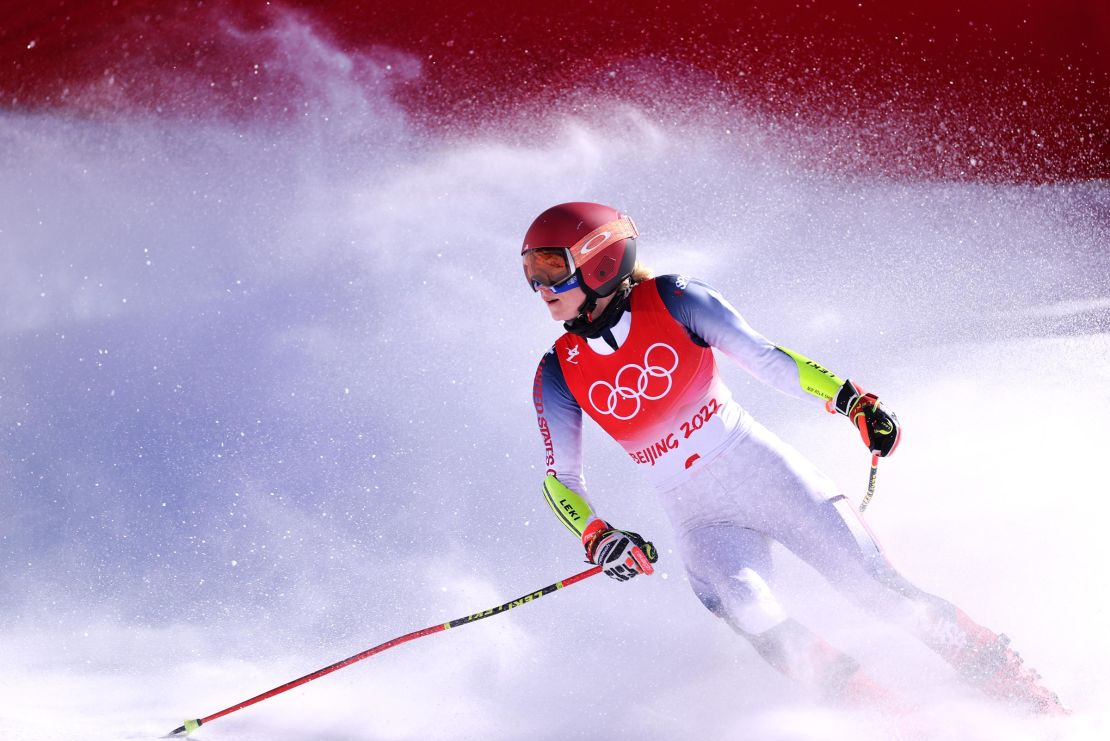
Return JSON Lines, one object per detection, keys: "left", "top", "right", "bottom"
{"left": 523, "top": 248, "right": 580, "bottom": 293}
{"left": 522, "top": 215, "right": 639, "bottom": 293}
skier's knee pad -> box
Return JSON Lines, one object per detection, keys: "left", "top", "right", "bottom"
{"left": 695, "top": 567, "right": 787, "bottom": 635}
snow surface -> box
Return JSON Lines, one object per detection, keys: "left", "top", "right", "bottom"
{"left": 2, "top": 16, "right": 1108, "bottom": 741}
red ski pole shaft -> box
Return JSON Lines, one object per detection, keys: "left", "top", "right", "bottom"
{"left": 167, "top": 564, "right": 603, "bottom": 736}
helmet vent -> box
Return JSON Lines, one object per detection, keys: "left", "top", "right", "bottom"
{"left": 595, "top": 255, "right": 617, "bottom": 280}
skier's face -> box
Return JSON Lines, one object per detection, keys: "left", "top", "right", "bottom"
{"left": 538, "top": 284, "right": 587, "bottom": 321}
{"left": 524, "top": 248, "right": 587, "bottom": 321}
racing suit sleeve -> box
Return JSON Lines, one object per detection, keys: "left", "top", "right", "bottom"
{"left": 655, "top": 275, "right": 845, "bottom": 404}
{"left": 532, "top": 348, "right": 600, "bottom": 539}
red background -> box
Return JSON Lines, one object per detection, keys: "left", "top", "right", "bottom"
{"left": 2, "top": 0, "right": 1107, "bottom": 182}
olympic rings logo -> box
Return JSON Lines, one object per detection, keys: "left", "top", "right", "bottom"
{"left": 588, "top": 343, "right": 680, "bottom": 420}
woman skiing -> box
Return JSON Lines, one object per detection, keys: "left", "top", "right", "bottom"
{"left": 524, "top": 201, "right": 1066, "bottom": 714}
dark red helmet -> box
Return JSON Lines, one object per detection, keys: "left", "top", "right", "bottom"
{"left": 521, "top": 202, "right": 638, "bottom": 299}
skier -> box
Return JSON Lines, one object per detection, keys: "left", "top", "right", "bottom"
{"left": 524, "top": 201, "right": 1067, "bottom": 714}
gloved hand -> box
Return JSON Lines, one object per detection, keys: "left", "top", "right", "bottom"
{"left": 829, "top": 379, "right": 902, "bottom": 457}
{"left": 581, "top": 519, "right": 658, "bottom": 581}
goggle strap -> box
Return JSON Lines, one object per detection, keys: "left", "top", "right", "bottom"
{"left": 568, "top": 216, "right": 639, "bottom": 268}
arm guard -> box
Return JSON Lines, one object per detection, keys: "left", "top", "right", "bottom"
{"left": 542, "top": 474, "right": 597, "bottom": 540}
{"left": 775, "top": 346, "right": 845, "bottom": 402}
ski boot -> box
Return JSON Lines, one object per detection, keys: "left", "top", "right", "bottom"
{"left": 953, "top": 632, "right": 1070, "bottom": 716}
{"left": 746, "top": 618, "right": 910, "bottom": 714}
{"left": 918, "top": 605, "right": 1069, "bottom": 715}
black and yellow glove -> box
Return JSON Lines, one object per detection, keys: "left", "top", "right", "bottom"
{"left": 830, "top": 379, "right": 902, "bottom": 457}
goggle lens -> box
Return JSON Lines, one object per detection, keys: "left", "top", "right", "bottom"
{"left": 523, "top": 249, "right": 578, "bottom": 293}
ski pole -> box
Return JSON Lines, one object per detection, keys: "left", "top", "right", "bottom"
{"left": 858, "top": 453, "right": 880, "bottom": 512}
{"left": 166, "top": 564, "right": 603, "bottom": 736}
